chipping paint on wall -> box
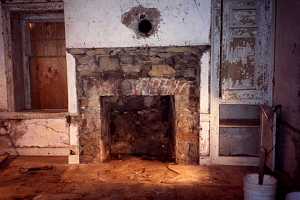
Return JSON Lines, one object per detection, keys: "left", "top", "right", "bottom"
{"left": 0, "top": 119, "right": 69, "bottom": 149}
{"left": 64, "top": 0, "right": 211, "bottom": 48}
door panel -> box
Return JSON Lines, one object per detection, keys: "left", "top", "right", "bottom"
{"left": 212, "top": 0, "right": 274, "bottom": 166}
{"left": 30, "top": 57, "right": 68, "bottom": 109}
{"left": 221, "top": 0, "right": 265, "bottom": 102}
{"left": 29, "top": 22, "right": 68, "bottom": 109}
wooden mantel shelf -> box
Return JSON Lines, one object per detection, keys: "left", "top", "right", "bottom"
{"left": 0, "top": 110, "right": 69, "bottom": 120}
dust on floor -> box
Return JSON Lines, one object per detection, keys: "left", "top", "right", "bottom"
{"left": 0, "top": 156, "right": 256, "bottom": 200}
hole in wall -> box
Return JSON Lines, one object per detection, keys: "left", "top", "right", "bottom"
{"left": 140, "top": 14, "right": 146, "bottom": 19}
{"left": 138, "top": 19, "right": 153, "bottom": 35}
{"left": 121, "top": 5, "right": 160, "bottom": 39}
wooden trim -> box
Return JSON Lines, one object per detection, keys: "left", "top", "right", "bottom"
{"left": 219, "top": 124, "right": 260, "bottom": 128}
{"left": 2, "top": 0, "right": 63, "bottom": 4}
{"left": 219, "top": 119, "right": 260, "bottom": 127}
{"left": 66, "top": 52, "right": 78, "bottom": 114}
{"left": 213, "top": 156, "right": 259, "bottom": 166}
{"left": 2, "top": 8, "right": 15, "bottom": 112}
{"left": 219, "top": 99, "right": 265, "bottom": 105}
{"left": 200, "top": 50, "right": 211, "bottom": 114}
{"left": 2, "top": 2, "right": 63, "bottom": 12}
{"left": 199, "top": 50, "right": 211, "bottom": 158}
{"left": 0, "top": 111, "right": 68, "bottom": 119}
{"left": 200, "top": 113, "right": 210, "bottom": 122}
{"left": 21, "top": 17, "right": 31, "bottom": 109}
{"left": 2, "top": 3, "right": 65, "bottom": 112}
{"left": 1, "top": 147, "right": 71, "bottom": 156}
{"left": 0, "top": 4, "right": 8, "bottom": 111}
{"left": 199, "top": 156, "right": 212, "bottom": 165}
{"left": 21, "top": 13, "right": 65, "bottom": 110}
{"left": 210, "top": 0, "right": 222, "bottom": 165}
{"left": 22, "top": 13, "right": 64, "bottom": 22}
{"left": 200, "top": 121, "right": 210, "bottom": 156}
{"left": 259, "top": 0, "right": 275, "bottom": 106}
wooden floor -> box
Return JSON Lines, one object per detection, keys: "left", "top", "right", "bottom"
{"left": 0, "top": 156, "right": 257, "bottom": 200}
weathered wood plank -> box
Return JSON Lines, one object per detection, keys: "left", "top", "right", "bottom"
{"left": 2, "top": 2, "right": 63, "bottom": 11}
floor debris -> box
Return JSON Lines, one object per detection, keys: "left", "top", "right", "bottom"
{"left": 19, "top": 166, "right": 54, "bottom": 174}
{"left": 0, "top": 156, "right": 256, "bottom": 200}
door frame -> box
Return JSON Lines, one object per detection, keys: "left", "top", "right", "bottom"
{"left": 21, "top": 13, "right": 65, "bottom": 110}
{"left": 210, "top": 0, "right": 275, "bottom": 166}
{"left": 1, "top": 2, "right": 64, "bottom": 111}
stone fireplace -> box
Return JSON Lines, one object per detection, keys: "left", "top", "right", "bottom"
{"left": 69, "top": 46, "right": 206, "bottom": 165}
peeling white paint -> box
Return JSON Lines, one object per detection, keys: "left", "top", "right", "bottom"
{"left": 200, "top": 50, "right": 210, "bottom": 114}
{"left": 69, "top": 123, "right": 79, "bottom": 146}
{"left": 64, "top": 0, "right": 211, "bottom": 48}
{"left": 200, "top": 121, "right": 210, "bottom": 156}
{"left": 66, "top": 52, "right": 78, "bottom": 114}
{"left": 14, "top": 119, "right": 69, "bottom": 148}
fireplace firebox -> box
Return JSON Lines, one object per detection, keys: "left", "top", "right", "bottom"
{"left": 101, "top": 96, "right": 175, "bottom": 162}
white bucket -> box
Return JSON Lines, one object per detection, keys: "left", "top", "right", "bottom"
{"left": 285, "top": 192, "right": 300, "bottom": 200}
{"left": 244, "top": 173, "right": 277, "bottom": 200}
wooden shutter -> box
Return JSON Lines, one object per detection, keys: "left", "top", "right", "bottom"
{"left": 221, "top": 0, "right": 272, "bottom": 104}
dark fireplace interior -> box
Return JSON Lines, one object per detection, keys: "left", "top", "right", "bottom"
{"left": 101, "top": 96, "right": 175, "bottom": 162}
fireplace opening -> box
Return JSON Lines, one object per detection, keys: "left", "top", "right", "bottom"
{"left": 101, "top": 96, "right": 175, "bottom": 162}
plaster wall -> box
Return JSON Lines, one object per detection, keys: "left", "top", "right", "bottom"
{"left": 274, "top": 0, "right": 300, "bottom": 185}
{"left": 0, "top": 118, "right": 70, "bottom": 155}
{"left": 64, "top": 0, "right": 211, "bottom": 48}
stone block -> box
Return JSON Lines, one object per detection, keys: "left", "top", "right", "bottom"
{"left": 87, "top": 49, "right": 107, "bottom": 56}
{"left": 78, "top": 63, "right": 99, "bottom": 74}
{"left": 148, "top": 65, "right": 176, "bottom": 77}
{"left": 99, "top": 56, "right": 120, "bottom": 71}
{"left": 121, "top": 64, "right": 141, "bottom": 73}
{"left": 67, "top": 48, "right": 87, "bottom": 55}
{"left": 135, "top": 55, "right": 151, "bottom": 64}
{"left": 77, "top": 64, "right": 89, "bottom": 72}
{"left": 121, "top": 80, "right": 133, "bottom": 95}
{"left": 77, "top": 55, "right": 92, "bottom": 65}
{"left": 179, "top": 68, "right": 197, "bottom": 78}
{"left": 109, "top": 49, "right": 122, "bottom": 56}
{"left": 120, "top": 55, "right": 134, "bottom": 65}
{"left": 149, "top": 56, "right": 164, "bottom": 64}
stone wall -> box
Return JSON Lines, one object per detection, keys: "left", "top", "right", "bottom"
{"left": 69, "top": 46, "right": 206, "bottom": 164}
